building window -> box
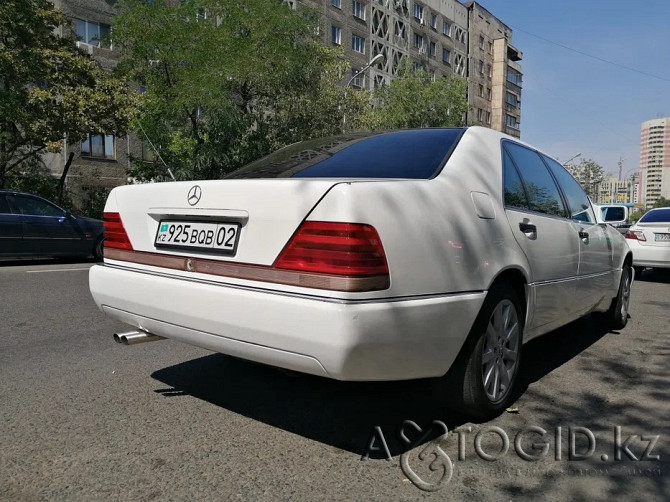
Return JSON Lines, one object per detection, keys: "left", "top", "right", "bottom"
{"left": 486, "top": 63, "right": 492, "bottom": 78}
{"left": 442, "top": 21, "right": 450, "bottom": 36}
{"left": 352, "top": 1, "right": 366, "bottom": 20}
{"left": 429, "top": 41, "right": 436, "bottom": 57}
{"left": 505, "top": 114, "right": 519, "bottom": 129}
{"left": 413, "top": 3, "right": 423, "bottom": 22}
{"left": 352, "top": 34, "right": 365, "bottom": 53}
{"left": 75, "top": 19, "right": 111, "bottom": 49}
{"left": 331, "top": 0, "right": 341, "bottom": 8}
{"left": 442, "top": 48, "right": 450, "bottom": 64}
{"left": 331, "top": 25, "right": 341, "bottom": 45}
{"left": 430, "top": 13, "right": 437, "bottom": 29}
{"left": 478, "top": 59, "right": 484, "bottom": 75}
{"left": 487, "top": 87, "right": 491, "bottom": 99}
{"left": 488, "top": 41, "right": 493, "bottom": 54}
{"left": 81, "top": 134, "right": 115, "bottom": 159}
{"left": 414, "top": 33, "right": 424, "bottom": 51}
{"left": 478, "top": 35, "right": 484, "bottom": 49}
{"left": 478, "top": 84, "right": 484, "bottom": 97}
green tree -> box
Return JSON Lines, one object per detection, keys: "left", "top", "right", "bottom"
{"left": 361, "top": 59, "right": 468, "bottom": 130}
{"left": 566, "top": 158, "right": 605, "bottom": 199}
{"left": 0, "top": 0, "right": 140, "bottom": 188}
{"left": 652, "top": 197, "right": 670, "bottom": 208}
{"left": 113, "top": 0, "right": 368, "bottom": 181}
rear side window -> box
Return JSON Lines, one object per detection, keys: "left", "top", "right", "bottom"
{"left": 503, "top": 142, "right": 566, "bottom": 218}
{"left": 226, "top": 129, "right": 465, "bottom": 179}
{"left": 502, "top": 151, "right": 530, "bottom": 209}
{"left": 639, "top": 208, "right": 670, "bottom": 223}
{"left": 542, "top": 155, "right": 595, "bottom": 223}
{"left": 0, "top": 195, "right": 10, "bottom": 214}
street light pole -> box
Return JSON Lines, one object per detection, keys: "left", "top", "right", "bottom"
{"left": 342, "top": 54, "right": 385, "bottom": 132}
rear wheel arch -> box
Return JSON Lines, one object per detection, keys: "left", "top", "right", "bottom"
{"left": 488, "top": 268, "right": 528, "bottom": 320}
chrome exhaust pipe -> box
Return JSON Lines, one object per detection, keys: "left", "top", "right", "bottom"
{"left": 113, "top": 330, "right": 165, "bottom": 345}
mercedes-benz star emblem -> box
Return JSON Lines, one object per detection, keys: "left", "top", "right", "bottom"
{"left": 187, "top": 185, "right": 202, "bottom": 206}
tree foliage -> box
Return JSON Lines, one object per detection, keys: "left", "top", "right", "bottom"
{"left": 361, "top": 59, "right": 468, "bottom": 130}
{"left": 114, "top": 0, "right": 369, "bottom": 181}
{"left": 566, "top": 158, "right": 605, "bottom": 199}
{"left": 0, "top": 0, "right": 140, "bottom": 187}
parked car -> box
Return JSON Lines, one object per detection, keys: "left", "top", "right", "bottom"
{"left": 0, "top": 190, "right": 104, "bottom": 260}
{"left": 625, "top": 207, "right": 670, "bottom": 276}
{"left": 89, "top": 127, "right": 632, "bottom": 418}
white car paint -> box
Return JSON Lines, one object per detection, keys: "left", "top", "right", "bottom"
{"left": 89, "top": 127, "right": 631, "bottom": 382}
{"left": 626, "top": 208, "right": 670, "bottom": 269}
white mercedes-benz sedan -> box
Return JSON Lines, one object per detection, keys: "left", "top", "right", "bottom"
{"left": 89, "top": 127, "right": 632, "bottom": 418}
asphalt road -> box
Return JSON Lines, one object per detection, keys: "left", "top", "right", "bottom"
{"left": 1, "top": 260, "right": 668, "bottom": 501}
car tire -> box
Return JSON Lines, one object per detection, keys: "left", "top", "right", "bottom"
{"left": 633, "top": 266, "right": 644, "bottom": 279}
{"left": 435, "top": 284, "right": 523, "bottom": 419}
{"left": 604, "top": 264, "right": 632, "bottom": 331}
{"left": 93, "top": 237, "right": 104, "bottom": 261}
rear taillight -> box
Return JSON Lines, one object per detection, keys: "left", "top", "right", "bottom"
{"left": 274, "top": 221, "right": 389, "bottom": 277}
{"left": 625, "top": 230, "right": 646, "bottom": 242}
{"left": 103, "top": 212, "right": 133, "bottom": 250}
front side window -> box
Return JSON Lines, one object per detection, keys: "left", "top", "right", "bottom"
{"left": 503, "top": 142, "right": 566, "bottom": 218}
{"left": 10, "top": 195, "right": 65, "bottom": 217}
{"left": 226, "top": 129, "right": 465, "bottom": 180}
{"left": 543, "top": 155, "right": 595, "bottom": 223}
{"left": 82, "top": 134, "right": 115, "bottom": 159}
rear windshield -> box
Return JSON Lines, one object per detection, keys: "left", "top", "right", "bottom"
{"left": 225, "top": 129, "right": 465, "bottom": 179}
{"left": 639, "top": 208, "right": 670, "bottom": 223}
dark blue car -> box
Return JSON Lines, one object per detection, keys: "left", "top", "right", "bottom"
{"left": 0, "top": 190, "right": 104, "bottom": 260}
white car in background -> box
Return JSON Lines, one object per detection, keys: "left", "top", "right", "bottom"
{"left": 626, "top": 207, "right": 670, "bottom": 276}
{"left": 89, "top": 127, "right": 632, "bottom": 418}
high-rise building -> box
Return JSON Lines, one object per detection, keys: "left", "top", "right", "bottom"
{"left": 639, "top": 117, "right": 670, "bottom": 208}
{"left": 294, "top": 0, "right": 523, "bottom": 137}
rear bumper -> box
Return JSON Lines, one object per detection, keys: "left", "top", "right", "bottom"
{"left": 628, "top": 241, "right": 670, "bottom": 268}
{"left": 89, "top": 264, "right": 485, "bottom": 381}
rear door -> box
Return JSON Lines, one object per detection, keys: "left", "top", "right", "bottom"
{"left": 9, "top": 194, "right": 83, "bottom": 256}
{"left": 502, "top": 141, "right": 580, "bottom": 330}
{"left": 543, "top": 155, "right": 614, "bottom": 311}
{"left": 0, "top": 194, "right": 23, "bottom": 256}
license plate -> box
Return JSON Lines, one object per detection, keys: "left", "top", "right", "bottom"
{"left": 155, "top": 220, "right": 240, "bottom": 254}
{"left": 654, "top": 233, "right": 670, "bottom": 242}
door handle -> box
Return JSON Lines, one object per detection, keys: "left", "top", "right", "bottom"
{"left": 519, "top": 222, "right": 536, "bottom": 233}
{"left": 578, "top": 231, "right": 589, "bottom": 239}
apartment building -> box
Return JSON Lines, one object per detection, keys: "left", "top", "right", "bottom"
{"left": 293, "top": 0, "right": 523, "bottom": 137}
{"left": 595, "top": 175, "right": 639, "bottom": 205}
{"left": 639, "top": 117, "right": 670, "bottom": 208}
{"left": 45, "top": 0, "right": 139, "bottom": 193}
